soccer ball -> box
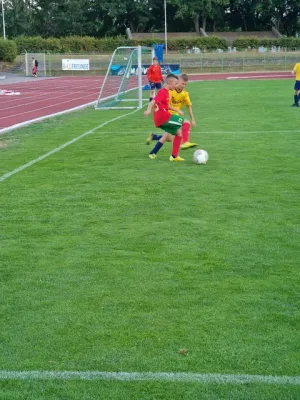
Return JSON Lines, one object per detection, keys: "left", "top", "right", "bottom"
{"left": 193, "top": 149, "right": 209, "bottom": 164}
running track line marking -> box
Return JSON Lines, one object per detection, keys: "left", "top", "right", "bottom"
{"left": 0, "top": 109, "right": 139, "bottom": 183}
{"left": 0, "top": 100, "right": 97, "bottom": 135}
{"left": 0, "top": 370, "right": 299, "bottom": 385}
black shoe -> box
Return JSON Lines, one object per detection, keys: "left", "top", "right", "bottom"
{"left": 292, "top": 103, "right": 299, "bottom": 107}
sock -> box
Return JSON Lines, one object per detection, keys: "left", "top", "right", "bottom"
{"left": 149, "top": 97, "right": 153, "bottom": 102}
{"left": 150, "top": 140, "right": 163, "bottom": 155}
{"left": 182, "top": 122, "right": 190, "bottom": 143}
{"left": 171, "top": 135, "right": 182, "bottom": 158}
{"left": 297, "top": 94, "right": 300, "bottom": 103}
{"left": 153, "top": 134, "right": 163, "bottom": 141}
{"left": 294, "top": 94, "right": 298, "bottom": 104}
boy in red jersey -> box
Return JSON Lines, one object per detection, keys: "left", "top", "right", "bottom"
{"left": 147, "top": 57, "right": 164, "bottom": 102}
{"left": 144, "top": 74, "right": 185, "bottom": 161}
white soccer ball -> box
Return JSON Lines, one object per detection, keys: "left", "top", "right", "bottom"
{"left": 193, "top": 149, "right": 209, "bottom": 164}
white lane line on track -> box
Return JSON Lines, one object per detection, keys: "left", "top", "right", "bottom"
{"left": 0, "top": 108, "right": 141, "bottom": 182}
{"left": 0, "top": 80, "right": 104, "bottom": 109}
{"left": 0, "top": 89, "right": 100, "bottom": 112}
{"left": 0, "top": 78, "right": 105, "bottom": 107}
{"left": 0, "top": 370, "right": 299, "bottom": 385}
{"left": 0, "top": 93, "right": 100, "bottom": 121}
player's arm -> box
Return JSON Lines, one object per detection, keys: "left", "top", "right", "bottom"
{"left": 292, "top": 64, "right": 297, "bottom": 75}
{"left": 169, "top": 104, "right": 184, "bottom": 116}
{"left": 187, "top": 105, "right": 196, "bottom": 127}
{"left": 144, "top": 100, "right": 155, "bottom": 116}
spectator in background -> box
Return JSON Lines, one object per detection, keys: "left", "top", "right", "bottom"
{"left": 32, "top": 57, "right": 38, "bottom": 78}
{"left": 147, "top": 57, "right": 164, "bottom": 102}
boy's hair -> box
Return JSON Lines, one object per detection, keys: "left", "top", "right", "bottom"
{"left": 153, "top": 57, "right": 158, "bottom": 61}
{"left": 166, "top": 73, "right": 178, "bottom": 83}
{"left": 179, "top": 73, "right": 189, "bottom": 82}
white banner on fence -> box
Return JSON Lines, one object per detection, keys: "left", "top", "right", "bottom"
{"left": 62, "top": 59, "right": 90, "bottom": 71}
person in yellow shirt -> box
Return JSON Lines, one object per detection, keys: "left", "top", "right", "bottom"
{"left": 146, "top": 74, "right": 197, "bottom": 161}
{"left": 169, "top": 80, "right": 197, "bottom": 149}
{"left": 292, "top": 63, "right": 300, "bottom": 107}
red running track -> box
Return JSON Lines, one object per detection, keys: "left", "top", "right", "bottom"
{"left": 0, "top": 72, "right": 291, "bottom": 133}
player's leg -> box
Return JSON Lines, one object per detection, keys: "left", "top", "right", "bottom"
{"left": 180, "top": 119, "right": 198, "bottom": 149}
{"left": 149, "top": 132, "right": 170, "bottom": 159}
{"left": 166, "top": 115, "right": 184, "bottom": 161}
{"left": 146, "top": 132, "right": 164, "bottom": 144}
{"left": 149, "top": 82, "right": 155, "bottom": 102}
{"left": 170, "top": 130, "right": 184, "bottom": 161}
{"left": 146, "top": 130, "right": 174, "bottom": 144}
{"left": 293, "top": 81, "right": 300, "bottom": 106}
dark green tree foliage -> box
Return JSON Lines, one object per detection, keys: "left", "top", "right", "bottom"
{"left": 1, "top": 0, "right": 300, "bottom": 38}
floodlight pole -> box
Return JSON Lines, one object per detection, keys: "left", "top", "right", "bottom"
{"left": 164, "top": 0, "right": 167, "bottom": 54}
{"left": 1, "top": 0, "right": 6, "bottom": 40}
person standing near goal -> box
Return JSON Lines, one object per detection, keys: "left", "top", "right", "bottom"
{"left": 144, "top": 74, "right": 185, "bottom": 162}
{"left": 32, "top": 57, "right": 38, "bottom": 78}
{"left": 147, "top": 57, "right": 164, "bottom": 102}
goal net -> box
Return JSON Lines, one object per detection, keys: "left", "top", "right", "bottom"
{"left": 95, "top": 46, "right": 153, "bottom": 110}
{"left": 25, "top": 52, "right": 46, "bottom": 76}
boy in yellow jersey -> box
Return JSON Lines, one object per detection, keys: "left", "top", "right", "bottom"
{"left": 169, "top": 74, "right": 197, "bottom": 149}
{"left": 146, "top": 74, "right": 197, "bottom": 155}
{"left": 292, "top": 62, "right": 300, "bottom": 106}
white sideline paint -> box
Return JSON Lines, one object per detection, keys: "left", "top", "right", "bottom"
{"left": 0, "top": 370, "right": 299, "bottom": 385}
{"left": 226, "top": 74, "right": 289, "bottom": 80}
{"left": 0, "top": 109, "right": 139, "bottom": 183}
{"left": 97, "top": 129, "right": 300, "bottom": 135}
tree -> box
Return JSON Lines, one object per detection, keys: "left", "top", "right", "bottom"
{"left": 3, "top": 0, "right": 33, "bottom": 37}
{"left": 174, "top": 0, "right": 229, "bottom": 32}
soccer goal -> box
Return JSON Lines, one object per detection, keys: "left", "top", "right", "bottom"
{"left": 25, "top": 52, "right": 46, "bottom": 76}
{"left": 95, "top": 46, "right": 153, "bottom": 110}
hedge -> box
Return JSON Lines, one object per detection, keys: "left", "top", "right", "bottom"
{"left": 0, "top": 39, "right": 17, "bottom": 62}
{"left": 232, "top": 37, "right": 300, "bottom": 50}
{"left": 12, "top": 35, "right": 300, "bottom": 54}
{"left": 13, "top": 35, "right": 228, "bottom": 53}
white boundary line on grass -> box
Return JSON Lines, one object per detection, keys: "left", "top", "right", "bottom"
{"left": 226, "top": 74, "right": 289, "bottom": 80}
{"left": 0, "top": 370, "right": 299, "bottom": 385}
{"left": 94, "top": 129, "right": 300, "bottom": 135}
{"left": 0, "top": 109, "right": 140, "bottom": 183}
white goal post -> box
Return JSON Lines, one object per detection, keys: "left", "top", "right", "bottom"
{"left": 95, "top": 46, "right": 153, "bottom": 110}
{"left": 25, "top": 52, "right": 46, "bottom": 76}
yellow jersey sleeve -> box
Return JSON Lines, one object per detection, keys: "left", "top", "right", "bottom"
{"left": 294, "top": 63, "right": 300, "bottom": 80}
{"left": 183, "top": 91, "right": 192, "bottom": 107}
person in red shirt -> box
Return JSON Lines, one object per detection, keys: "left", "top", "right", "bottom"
{"left": 144, "top": 74, "right": 185, "bottom": 162}
{"left": 147, "top": 57, "right": 164, "bottom": 102}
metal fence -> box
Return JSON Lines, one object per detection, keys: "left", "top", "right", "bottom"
{"left": 20, "top": 50, "right": 300, "bottom": 76}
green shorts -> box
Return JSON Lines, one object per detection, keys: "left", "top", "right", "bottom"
{"left": 159, "top": 114, "right": 184, "bottom": 135}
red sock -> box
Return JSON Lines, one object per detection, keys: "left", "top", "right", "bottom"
{"left": 182, "top": 121, "right": 190, "bottom": 143}
{"left": 172, "top": 135, "right": 182, "bottom": 157}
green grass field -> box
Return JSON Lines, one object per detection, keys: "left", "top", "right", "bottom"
{"left": 1, "top": 79, "right": 300, "bottom": 399}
